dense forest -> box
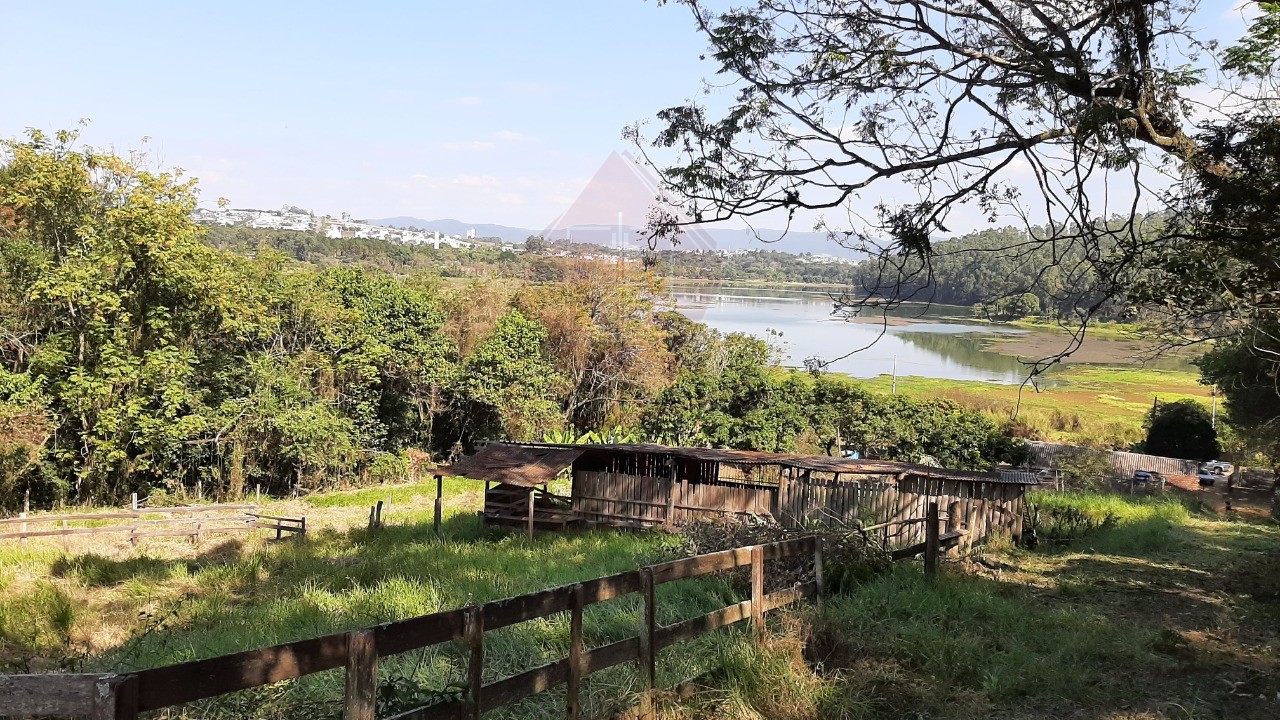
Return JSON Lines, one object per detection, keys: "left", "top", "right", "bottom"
{"left": 0, "top": 133, "right": 1022, "bottom": 510}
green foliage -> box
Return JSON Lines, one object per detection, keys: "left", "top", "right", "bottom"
{"left": 452, "top": 310, "right": 563, "bottom": 443}
{"left": 1138, "top": 399, "right": 1220, "bottom": 462}
{"left": 0, "top": 133, "right": 1033, "bottom": 508}
{"left": 643, "top": 333, "right": 1020, "bottom": 469}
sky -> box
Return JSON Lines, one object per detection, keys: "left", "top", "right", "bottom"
{"left": 0, "top": 1, "right": 1261, "bottom": 232}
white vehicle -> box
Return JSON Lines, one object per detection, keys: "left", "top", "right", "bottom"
{"left": 1201, "top": 461, "right": 1233, "bottom": 476}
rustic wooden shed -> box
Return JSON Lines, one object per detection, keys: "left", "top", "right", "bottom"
{"left": 442, "top": 442, "right": 1038, "bottom": 547}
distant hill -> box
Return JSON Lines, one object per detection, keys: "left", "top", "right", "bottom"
{"left": 370, "top": 216, "right": 862, "bottom": 259}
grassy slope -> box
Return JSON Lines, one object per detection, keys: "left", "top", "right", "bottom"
{"left": 4, "top": 484, "right": 1277, "bottom": 720}
{"left": 0, "top": 480, "right": 742, "bottom": 719}
{"left": 677, "top": 493, "right": 1280, "bottom": 720}
{"left": 858, "top": 365, "right": 1209, "bottom": 448}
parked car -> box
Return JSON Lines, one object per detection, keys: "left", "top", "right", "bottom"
{"left": 1197, "top": 471, "right": 1218, "bottom": 487}
{"left": 1133, "top": 470, "right": 1164, "bottom": 485}
{"left": 1201, "top": 460, "right": 1233, "bottom": 476}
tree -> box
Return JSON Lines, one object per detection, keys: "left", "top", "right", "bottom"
{"left": 451, "top": 310, "right": 564, "bottom": 443}
{"left": 1196, "top": 331, "right": 1280, "bottom": 461}
{"left": 1140, "top": 399, "right": 1219, "bottom": 462}
{"left": 0, "top": 129, "right": 266, "bottom": 502}
{"left": 633, "top": 1, "right": 1250, "bottom": 370}
{"left": 516, "top": 261, "right": 671, "bottom": 430}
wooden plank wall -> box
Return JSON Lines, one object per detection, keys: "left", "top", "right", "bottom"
{"left": 572, "top": 472, "right": 773, "bottom": 527}
{"left": 572, "top": 467, "right": 1026, "bottom": 550}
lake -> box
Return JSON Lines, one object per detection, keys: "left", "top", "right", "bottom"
{"left": 668, "top": 283, "right": 1188, "bottom": 384}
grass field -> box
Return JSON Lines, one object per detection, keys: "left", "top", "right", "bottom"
{"left": 3, "top": 484, "right": 1277, "bottom": 719}
{"left": 0, "top": 480, "right": 742, "bottom": 719}
{"left": 859, "top": 364, "right": 1210, "bottom": 448}
{"left": 673, "top": 491, "right": 1280, "bottom": 720}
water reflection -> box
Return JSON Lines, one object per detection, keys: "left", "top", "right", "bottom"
{"left": 668, "top": 283, "right": 1186, "bottom": 384}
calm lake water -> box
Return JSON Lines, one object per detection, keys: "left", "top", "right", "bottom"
{"left": 669, "top": 283, "right": 1185, "bottom": 384}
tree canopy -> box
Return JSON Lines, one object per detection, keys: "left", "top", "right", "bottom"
{"left": 635, "top": 0, "right": 1267, "bottom": 370}
{"left": 1138, "top": 399, "right": 1220, "bottom": 462}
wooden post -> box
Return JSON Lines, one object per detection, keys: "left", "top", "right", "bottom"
{"left": 368, "top": 505, "right": 377, "bottom": 531}
{"left": 637, "top": 567, "right": 657, "bottom": 719}
{"left": 299, "top": 516, "right": 306, "bottom": 537}
{"left": 343, "top": 629, "right": 378, "bottom": 720}
{"left": 61, "top": 518, "right": 68, "bottom": 552}
{"left": 663, "top": 460, "right": 677, "bottom": 530}
{"left": 776, "top": 470, "right": 789, "bottom": 525}
{"left": 526, "top": 489, "right": 535, "bottom": 540}
{"left": 130, "top": 493, "right": 138, "bottom": 511}
{"left": 924, "top": 501, "right": 939, "bottom": 576}
{"left": 376, "top": 500, "right": 384, "bottom": 528}
{"left": 751, "top": 545, "right": 765, "bottom": 644}
{"left": 91, "top": 674, "right": 138, "bottom": 720}
{"left": 813, "top": 535, "right": 825, "bottom": 607}
{"left": 433, "top": 474, "right": 443, "bottom": 539}
{"left": 255, "top": 484, "right": 262, "bottom": 505}
{"left": 463, "top": 606, "right": 485, "bottom": 720}
{"left": 566, "top": 583, "right": 585, "bottom": 720}
{"left": 18, "top": 511, "right": 26, "bottom": 547}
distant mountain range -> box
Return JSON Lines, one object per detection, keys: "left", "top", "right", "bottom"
{"left": 367, "top": 216, "right": 864, "bottom": 259}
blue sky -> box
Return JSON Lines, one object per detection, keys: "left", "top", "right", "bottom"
{"left": 1, "top": 1, "right": 712, "bottom": 227}
{"left": 0, "top": 2, "right": 1260, "bottom": 231}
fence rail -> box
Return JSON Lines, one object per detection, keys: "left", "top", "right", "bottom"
{"left": 0, "top": 504, "right": 305, "bottom": 545}
{"left": 0, "top": 535, "right": 822, "bottom": 720}
{"left": 0, "top": 506, "right": 959, "bottom": 720}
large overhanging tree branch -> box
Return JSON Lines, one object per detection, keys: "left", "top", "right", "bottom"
{"left": 631, "top": 0, "right": 1230, "bottom": 375}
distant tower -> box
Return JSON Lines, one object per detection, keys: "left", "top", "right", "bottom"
{"left": 467, "top": 228, "right": 477, "bottom": 239}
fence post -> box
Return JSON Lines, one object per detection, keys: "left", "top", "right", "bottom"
{"left": 526, "top": 490, "right": 535, "bottom": 540}
{"left": 813, "top": 535, "right": 824, "bottom": 607}
{"left": 464, "top": 605, "right": 485, "bottom": 720}
{"left": 130, "top": 493, "right": 138, "bottom": 511}
{"left": 637, "top": 567, "right": 657, "bottom": 719}
{"left": 343, "top": 629, "right": 378, "bottom": 720}
{"left": 433, "top": 474, "right": 444, "bottom": 539}
{"left": 19, "top": 511, "right": 26, "bottom": 547}
{"left": 751, "top": 545, "right": 765, "bottom": 644}
{"left": 924, "top": 502, "right": 939, "bottom": 576}
{"left": 91, "top": 674, "right": 138, "bottom": 720}
{"left": 566, "top": 583, "right": 585, "bottom": 720}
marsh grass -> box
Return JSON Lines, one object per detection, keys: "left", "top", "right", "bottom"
{"left": 859, "top": 365, "right": 1208, "bottom": 448}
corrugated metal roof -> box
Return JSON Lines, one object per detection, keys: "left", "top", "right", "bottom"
{"left": 439, "top": 443, "right": 584, "bottom": 487}
{"left": 501, "top": 442, "right": 1038, "bottom": 485}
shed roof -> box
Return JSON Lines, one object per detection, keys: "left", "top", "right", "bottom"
{"left": 507, "top": 442, "right": 1038, "bottom": 485}
{"left": 439, "top": 443, "right": 583, "bottom": 487}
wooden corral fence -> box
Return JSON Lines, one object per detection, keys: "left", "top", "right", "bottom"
{"left": 1024, "top": 441, "right": 1201, "bottom": 478}
{"left": 0, "top": 505, "right": 964, "bottom": 720}
{"left": 0, "top": 503, "right": 305, "bottom": 546}
{"left": 576, "top": 469, "right": 1020, "bottom": 553}
{"left": 0, "top": 536, "right": 826, "bottom": 720}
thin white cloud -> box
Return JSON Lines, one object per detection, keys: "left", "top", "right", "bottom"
{"left": 440, "top": 140, "right": 496, "bottom": 152}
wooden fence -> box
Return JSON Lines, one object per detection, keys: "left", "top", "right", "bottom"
{"left": 574, "top": 470, "right": 1023, "bottom": 552}
{"left": 0, "top": 535, "right": 823, "bottom": 720}
{"left": 0, "top": 504, "right": 306, "bottom": 545}
{"left": 1024, "top": 441, "right": 1202, "bottom": 478}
